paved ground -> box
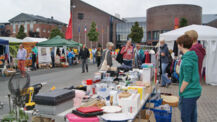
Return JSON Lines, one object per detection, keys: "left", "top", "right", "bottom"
{"left": 1, "top": 64, "right": 217, "bottom": 122}
{"left": 160, "top": 83, "right": 217, "bottom": 122}
{"left": 0, "top": 63, "right": 98, "bottom": 119}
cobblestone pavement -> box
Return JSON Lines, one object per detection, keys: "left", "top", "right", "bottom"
{"left": 160, "top": 83, "right": 217, "bottom": 122}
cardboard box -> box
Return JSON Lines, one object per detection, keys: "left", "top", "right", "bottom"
{"left": 145, "top": 86, "right": 152, "bottom": 94}
{"left": 135, "top": 110, "right": 156, "bottom": 122}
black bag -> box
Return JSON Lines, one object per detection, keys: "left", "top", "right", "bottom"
{"left": 116, "top": 51, "right": 123, "bottom": 64}
{"left": 72, "top": 110, "right": 103, "bottom": 117}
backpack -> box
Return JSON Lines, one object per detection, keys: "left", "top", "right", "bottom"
{"left": 116, "top": 51, "right": 123, "bottom": 64}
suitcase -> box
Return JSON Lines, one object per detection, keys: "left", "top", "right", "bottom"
{"left": 66, "top": 113, "right": 99, "bottom": 122}
{"left": 34, "top": 89, "right": 75, "bottom": 115}
{"left": 34, "top": 89, "right": 75, "bottom": 105}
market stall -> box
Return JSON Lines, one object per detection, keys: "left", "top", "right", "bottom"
{"left": 22, "top": 37, "right": 47, "bottom": 68}
{"left": 160, "top": 24, "right": 217, "bottom": 85}
{"left": 37, "top": 36, "right": 79, "bottom": 67}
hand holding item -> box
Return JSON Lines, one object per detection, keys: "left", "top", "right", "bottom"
{"left": 161, "top": 52, "right": 165, "bottom": 56}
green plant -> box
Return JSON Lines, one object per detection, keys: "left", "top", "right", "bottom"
{"left": 128, "top": 22, "right": 144, "bottom": 43}
{"left": 16, "top": 25, "right": 27, "bottom": 39}
{"left": 1, "top": 109, "right": 29, "bottom": 122}
{"left": 49, "top": 28, "right": 64, "bottom": 39}
{"left": 179, "top": 18, "right": 188, "bottom": 27}
{"left": 88, "top": 22, "right": 99, "bottom": 43}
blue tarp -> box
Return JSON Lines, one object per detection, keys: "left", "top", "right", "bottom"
{"left": 0, "top": 39, "right": 9, "bottom": 45}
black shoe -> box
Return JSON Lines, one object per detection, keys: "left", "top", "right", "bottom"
{"left": 160, "top": 85, "right": 166, "bottom": 87}
{"left": 82, "top": 71, "right": 85, "bottom": 73}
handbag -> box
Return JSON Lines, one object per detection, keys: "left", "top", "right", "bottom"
{"left": 100, "top": 50, "right": 109, "bottom": 71}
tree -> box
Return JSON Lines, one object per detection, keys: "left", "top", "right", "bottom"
{"left": 128, "top": 22, "right": 144, "bottom": 43}
{"left": 16, "top": 25, "right": 26, "bottom": 39}
{"left": 49, "top": 28, "right": 64, "bottom": 39}
{"left": 88, "top": 22, "right": 99, "bottom": 46}
{"left": 179, "top": 18, "right": 188, "bottom": 27}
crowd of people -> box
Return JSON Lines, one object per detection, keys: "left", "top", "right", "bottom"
{"left": 13, "top": 29, "right": 206, "bottom": 121}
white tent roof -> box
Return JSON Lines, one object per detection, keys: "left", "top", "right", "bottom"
{"left": 23, "top": 37, "right": 47, "bottom": 43}
{"left": 0, "top": 37, "right": 23, "bottom": 43}
{"left": 160, "top": 24, "right": 217, "bottom": 41}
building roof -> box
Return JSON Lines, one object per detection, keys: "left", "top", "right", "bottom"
{"left": 9, "top": 13, "right": 66, "bottom": 25}
{"left": 80, "top": 0, "right": 124, "bottom": 22}
{"left": 202, "top": 14, "right": 217, "bottom": 24}
{"left": 123, "top": 17, "right": 146, "bottom": 23}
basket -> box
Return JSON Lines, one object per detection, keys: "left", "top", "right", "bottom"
{"left": 143, "top": 99, "right": 163, "bottom": 109}
{"left": 151, "top": 106, "right": 172, "bottom": 122}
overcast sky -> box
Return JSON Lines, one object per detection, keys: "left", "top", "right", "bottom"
{"left": 0, "top": 0, "right": 216, "bottom": 24}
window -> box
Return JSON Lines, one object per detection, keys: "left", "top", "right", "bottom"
{"left": 153, "top": 31, "right": 160, "bottom": 40}
{"left": 13, "top": 24, "right": 16, "bottom": 33}
{"left": 24, "top": 23, "right": 27, "bottom": 33}
{"left": 147, "top": 31, "right": 152, "bottom": 40}
{"left": 78, "top": 13, "right": 84, "bottom": 20}
{"left": 36, "top": 28, "right": 40, "bottom": 32}
{"left": 30, "top": 22, "right": 34, "bottom": 31}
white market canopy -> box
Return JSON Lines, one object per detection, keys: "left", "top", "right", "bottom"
{"left": 160, "top": 24, "right": 217, "bottom": 41}
{"left": 159, "top": 24, "right": 217, "bottom": 86}
{"left": 23, "top": 37, "right": 47, "bottom": 43}
{"left": 0, "top": 37, "right": 23, "bottom": 43}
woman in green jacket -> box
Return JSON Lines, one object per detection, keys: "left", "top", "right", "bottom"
{"left": 176, "top": 35, "right": 202, "bottom": 122}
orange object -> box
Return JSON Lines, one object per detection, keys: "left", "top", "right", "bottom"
{"left": 51, "top": 86, "right": 56, "bottom": 91}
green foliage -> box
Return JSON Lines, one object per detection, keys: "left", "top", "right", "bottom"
{"left": 2, "top": 109, "right": 28, "bottom": 122}
{"left": 9, "top": 45, "right": 19, "bottom": 58}
{"left": 88, "top": 22, "right": 99, "bottom": 42}
{"left": 128, "top": 22, "right": 144, "bottom": 43}
{"left": 50, "top": 28, "right": 64, "bottom": 39}
{"left": 180, "top": 18, "right": 188, "bottom": 27}
{"left": 16, "top": 25, "right": 27, "bottom": 39}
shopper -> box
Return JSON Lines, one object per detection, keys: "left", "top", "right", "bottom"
{"left": 92, "top": 47, "right": 96, "bottom": 64}
{"left": 17, "top": 44, "right": 27, "bottom": 77}
{"left": 79, "top": 44, "right": 90, "bottom": 73}
{"left": 95, "top": 47, "right": 102, "bottom": 68}
{"left": 51, "top": 47, "right": 55, "bottom": 68}
{"left": 177, "top": 35, "right": 202, "bottom": 122}
{"left": 185, "top": 30, "right": 206, "bottom": 81}
{"left": 134, "top": 43, "right": 144, "bottom": 68}
{"left": 101, "top": 42, "right": 114, "bottom": 68}
{"left": 120, "top": 40, "right": 134, "bottom": 67}
{"left": 31, "top": 45, "right": 38, "bottom": 71}
{"left": 67, "top": 48, "right": 74, "bottom": 66}
{"left": 160, "top": 40, "right": 171, "bottom": 87}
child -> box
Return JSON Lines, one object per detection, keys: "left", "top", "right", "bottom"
{"left": 176, "top": 34, "right": 202, "bottom": 122}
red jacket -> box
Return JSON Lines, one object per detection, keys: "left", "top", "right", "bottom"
{"left": 190, "top": 43, "right": 206, "bottom": 80}
{"left": 120, "top": 46, "right": 134, "bottom": 60}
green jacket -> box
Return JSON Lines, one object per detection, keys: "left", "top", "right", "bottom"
{"left": 32, "top": 47, "right": 38, "bottom": 57}
{"left": 179, "top": 51, "right": 202, "bottom": 98}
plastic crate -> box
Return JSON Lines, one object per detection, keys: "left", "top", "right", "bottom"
{"left": 151, "top": 106, "right": 172, "bottom": 122}
{"left": 143, "top": 98, "right": 163, "bottom": 109}
{"left": 150, "top": 99, "right": 163, "bottom": 107}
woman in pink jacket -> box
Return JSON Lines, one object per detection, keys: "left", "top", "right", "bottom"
{"left": 120, "top": 40, "right": 134, "bottom": 67}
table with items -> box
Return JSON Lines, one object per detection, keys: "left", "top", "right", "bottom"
{"left": 27, "top": 64, "right": 174, "bottom": 122}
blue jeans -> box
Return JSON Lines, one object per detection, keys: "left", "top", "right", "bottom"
{"left": 161, "top": 63, "right": 171, "bottom": 86}
{"left": 93, "top": 56, "right": 95, "bottom": 64}
{"left": 179, "top": 96, "right": 199, "bottom": 122}
{"left": 123, "top": 60, "right": 132, "bottom": 67}
{"left": 68, "top": 57, "right": 72, "bottom": 66}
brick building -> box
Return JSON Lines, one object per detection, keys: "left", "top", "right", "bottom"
{"left": 71, "top": 0, "right": 123, "bottom": 48}
{"left": 7, "top": 13, "right": 67, "bottom": 38}
{"left": 146, "top": 4, "right": 202, "bottom": 43}
{"left": 202, "top": 14, "right": 217, "bottom": 28}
